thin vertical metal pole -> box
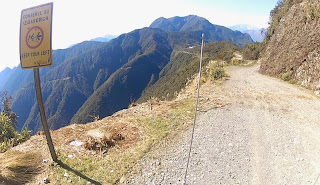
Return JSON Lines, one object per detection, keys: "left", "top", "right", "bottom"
{"left": 34, "top": 68, "right": 57, "bottom": 162}
{"left": 184, "top": 33, "right": 205, "bottom": 185}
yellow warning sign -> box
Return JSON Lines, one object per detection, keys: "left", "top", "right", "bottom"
{"left": 20, "top": 3, "right": 53, "bottom": 69}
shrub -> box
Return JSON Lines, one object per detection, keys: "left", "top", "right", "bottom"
{"left": 282, "top": 72, "right": 291, "bottom": 81}
{"left": 20, "top": 126, "right": 32, "bottom": 141}
{"left": 200, "top": 77, "right": 207, "bottom": 84}
{"left": 0, "top": 92, "right": 32, "bottom": 152}
{"left": 0, "top": 126, "right": 32, "bottom": 153}
{"left": 289, "top": 79, "right": 296, "bottom": 84}
{"left": 242, "top": 42, "right": 265, "bottom": 60}
{"left": 231, "top": 59, "right": 243, "bottom": 65}
{"left": 211, "top": 67, "right": 225, "bottom": 80}
{"left": 205, "top": 61, "right": 227, "bottom": 81}
{"left": 1, "top": 91, "right": 17, "bottom": 128}
{"left": 0, "top": 113, "right": 15, "bottom": 143}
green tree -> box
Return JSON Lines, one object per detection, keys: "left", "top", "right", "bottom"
{"left": 243, "top": 42, "right": 265, "bottom": 60}
{"left": 1, "top": 91, "right": 17, "bottom": 128}
{"left": 0, "top": 91, "right": 31, "bottom": 152}
{"left": 0, "top": 112, "right": 16, "bottom": 143}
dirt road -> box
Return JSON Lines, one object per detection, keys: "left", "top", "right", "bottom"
{"left": 123, "top": 65, "right": 320, "bottom": 185}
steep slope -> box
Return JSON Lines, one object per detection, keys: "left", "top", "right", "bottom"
{"left": 260, "top": 0, "right": 320, "bottom": 91}
{"left": 2, "top": 41, "right": 105, "bottom": 95}
{"left": 12, "top": 40, "right": 126, "bottom": 131}
{"left": 14, "top": 28, "right": 172, "bottom": 130}
{"left": 150, "top": 15, "right": 253, "bottom": 47}
{"left": 138, "top": 41, "right": 240, "bottom": 102}
{"left": 10, "top": 41, "right": 106, "bottom": 131}
{"left": 71, "top": 28, "right": 172, "bottom": 124}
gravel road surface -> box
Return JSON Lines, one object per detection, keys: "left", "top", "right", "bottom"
{"left": 123, "top": 65, "right": 320, "bottom": 185}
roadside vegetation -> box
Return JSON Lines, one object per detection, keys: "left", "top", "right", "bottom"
{"left": 0, "top": 91, "right": 34, "bottom": 185}
{"left": 47, "top": 99, "right": 195, "bottom": 184}
{"left": 0, "top": 96, "right": 195, "bottom": 184}
{"left": 202, "top": 60, "right": 228, "bottom": 83}
{"left": 281, "top": 72, "right": 296, "bottom": 84}
{"left": 242, "top": 42, "right": 265, "bottom": 60}
{"left": 0, "top": 91, "right": 31, "bottom": 153}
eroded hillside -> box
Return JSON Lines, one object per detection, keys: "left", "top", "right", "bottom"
{"left": 260, "top": 0, "right": 320, "bottom": 92}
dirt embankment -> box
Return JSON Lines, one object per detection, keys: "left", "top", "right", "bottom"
{"left": 260, "top": 0, "right": 320, "bottom": 92}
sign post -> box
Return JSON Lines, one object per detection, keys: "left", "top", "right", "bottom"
{"left": 20, "top": 3, "right": 57, "bottom": 162}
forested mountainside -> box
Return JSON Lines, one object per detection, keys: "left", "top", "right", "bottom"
{"left": 138, "top": 41, "right": 240, "bottom": 102}
{"left": 2, "top": 41, "right": 105, "bottom": 95}
{"left": 2, "top": 15, "right": 253, "bottom": 132}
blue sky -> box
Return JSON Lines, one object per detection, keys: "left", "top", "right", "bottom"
{"left": 0, "top": 0, "right": 278, "bottom": 72}
{"left": 196, "top": 0, "right": 278, "bottom": 16}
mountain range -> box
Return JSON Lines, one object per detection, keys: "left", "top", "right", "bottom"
{"left": 151, "top": 15, "right": 253, "bottom": 47}
{"left": 228, "top": 24, "right": 265, "bottom": 42}
{"left": 90, "top": 35, "right": 117, "bottom": 42}
{"left": 0, "top": 15, "right": 252, "bottom": 132}
{"left": 228, "top": 24, "right": 260, "bottom": 32}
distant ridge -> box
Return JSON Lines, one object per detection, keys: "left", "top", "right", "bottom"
{"left": 150, "top": 15, "right": 253, "bottom": 47}
{"left": 90, "top": 35, "right": 117, "bottom": 42}
{"left": 67, "top": 35, "right": 116, "bottom": 48}
{"left": 228, "top": 24, "right": 265, "bottom": 42}
{"left": 228, "top": 24, "right": 260, "bottom": 32}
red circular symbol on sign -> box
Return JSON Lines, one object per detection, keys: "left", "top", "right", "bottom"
{"left": 26, "top": 26, "right": 44, "bottom": 49}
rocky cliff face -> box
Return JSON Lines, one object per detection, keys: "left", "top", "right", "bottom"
{"left": 260, "top": 0, "right": 320, "bottom": 92}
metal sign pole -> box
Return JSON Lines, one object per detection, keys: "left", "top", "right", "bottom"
{"left": 34, "top": 68, "right": 57, "bottom": 162}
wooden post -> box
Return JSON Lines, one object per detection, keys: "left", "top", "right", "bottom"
{"left": 34, "top": 68, "right": 57, "bottom": 162}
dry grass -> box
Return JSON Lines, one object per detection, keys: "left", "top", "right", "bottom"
{"left": 41, "top": 98, "right": 195, "bottom": 185}
{"left": 0, "top": 151, "right": 44, "bottom": 185}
